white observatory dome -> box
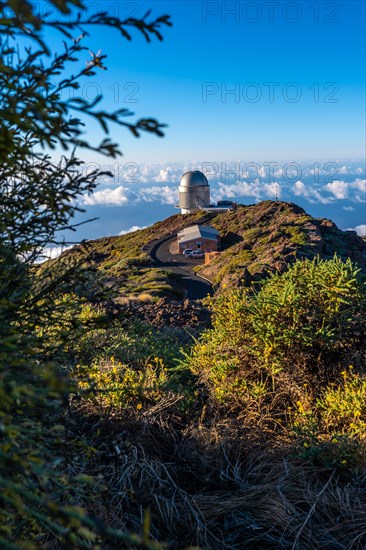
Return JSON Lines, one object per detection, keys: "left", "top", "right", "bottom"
{"left": 180, "top": 171, "right": 209, "bottom": 188}
{"left": 178, "top": 171, "right": 210, "bottom": 214}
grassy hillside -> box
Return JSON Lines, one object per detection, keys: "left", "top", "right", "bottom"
{"left": 198, "top": 201, "right": 366, "bottom": 287}
{"left": 40, "top": 211, "right": 211, "bottom": 302}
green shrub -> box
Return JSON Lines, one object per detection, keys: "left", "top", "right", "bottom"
{"left": 0, "top": 0, "right": 171, "bottom": 544}
{"left": 75, "top": 357, "right": 168, "bottom": 410}
{"left": 184, "top": 256, "right": 366, "bottom": 428}
{"left": 289, "top": 369, "right": 366, "bottom": 469}
{"left": 317, "top": 369, "right": 366, "bottom": 437}
{"left": 283, "top": 224, "right": 307, "bottom": 245}
{"left": 126, "top": 254, "right": 151, "bottom": 267}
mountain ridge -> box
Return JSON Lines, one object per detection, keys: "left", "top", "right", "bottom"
{"left": 57, "top": 200, "right": 366, "bottom": 301}
{"left": 197, "top": 200, "right": 366, "bottom": 288}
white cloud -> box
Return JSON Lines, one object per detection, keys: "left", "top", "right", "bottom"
{"left": 346, "top": 224, "right": 366, "bottom": 236}
{"left": 138, "top": 185, "right": 178, "bottom": 205}
{"left": 80, "top": 161, "right": 366, "bottom": 210}
{"left": 292, "top": 180, "right": 330, "bottom": 204}
{"left": 108, "top": 161, "right": 366, "bottom": 189}
{"left": 352, "top": 178, "right": 366, "bottom": 193}
{"left": 213, "top": 180, "right": 262, "bottom": 201}
{"left": 153, "top": 167, "right": 180, "bottom": 183}
{"left": 295, "top": 177, "right": 365, "bottom": 204}
{"left": 343, "top": 206, "right": 355, "bottom": 211}
{"left": 274, "top": 167, "right": 283, "bottom": 178}
{"left": 350, "top": 179, "right": 366, "bottom": 203}
{"left": 36, "top": 245, "right": 74, "bottom": 263}
{"left": 84, "top": 186, "right": 132, "bottom": 206}
{"left": 324, "top": 180, "right": 348, "bottom": 199}
{"left": 83, "top": 181, "right": 179, "bottom": 207}
{"left": 131, "top": 163, "right": 185, "bottom": 184}
{"left": 119, "top": 225, "right": 148, "bottom": 235}
{"left": 310, "top": 190, "right": 331, "bottom": 205}
{"left": 263, "top": 182, "right": 281, "bottom": 199}
{"left": 293, "top": 180, "right": 307, "bottom": 196}
{"left": 212, "top": 179, "right": 281, "bottom": 202}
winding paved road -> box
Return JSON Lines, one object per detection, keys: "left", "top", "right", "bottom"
{"left": 149, "top": 234, "right": 213, "bottom": 300}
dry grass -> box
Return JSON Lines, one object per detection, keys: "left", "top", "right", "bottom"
{"left": 115, "top": 296, "right": 131, "bottom": 307}
{"left": 137, "top": 293, "right": 155, "bottom": 303}
{"left": 66, "top": 404, "right": 366, "bottom": 550}
{"left": 194, "top": 457, "right": 366, "bottom": 549}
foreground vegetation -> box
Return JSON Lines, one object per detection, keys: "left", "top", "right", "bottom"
{"left": 68, "top": 255, "right": 366, "bottom": 548}
{"left": 4, "top": 250, "right": 366, "bottom": 548}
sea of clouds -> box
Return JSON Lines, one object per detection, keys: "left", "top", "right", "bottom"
{"left": 80, "top": 159, "right": 365, "bottom": 211}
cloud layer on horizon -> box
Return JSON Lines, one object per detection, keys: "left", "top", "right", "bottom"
{"left": 78, "top": 161, "right": 365, "bottom": 238}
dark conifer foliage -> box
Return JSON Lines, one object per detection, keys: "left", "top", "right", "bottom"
{"left": 0, "top": 1, "right": 171, "bottom": 546}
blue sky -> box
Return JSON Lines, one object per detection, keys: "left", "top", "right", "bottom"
{"left": 34, "top": 1, "right": 365, "bottom": 247}
{"left": 53, "top": 0, "right": 366, "bottom": 164}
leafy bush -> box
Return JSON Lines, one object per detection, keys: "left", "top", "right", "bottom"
{"left": 185, "top": 256, "right": 366, "bottom": 434}
{"left": 75, "top": 357, "right": 168, "bottom": 411}
{"left": 289, "top": 368, "right": 366, "bottom": 469}
{"left": 317, "top": 368, "right": 366, "bottom": 437}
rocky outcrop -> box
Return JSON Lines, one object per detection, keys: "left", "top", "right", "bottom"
{"left": 128, "top": 297, "right": 211, "bottom": 329}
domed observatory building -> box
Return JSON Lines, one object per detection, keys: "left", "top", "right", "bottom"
{"left": 178, "top": 171, "right": 210, "bottom": 214}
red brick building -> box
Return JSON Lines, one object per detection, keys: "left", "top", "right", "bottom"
{"left": 177, "top": 224, "right": 220, "bottom": 254}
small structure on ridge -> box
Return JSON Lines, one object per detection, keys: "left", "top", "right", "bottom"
{"left": 177, "top": 224, "right": 220, "bottom": 254}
